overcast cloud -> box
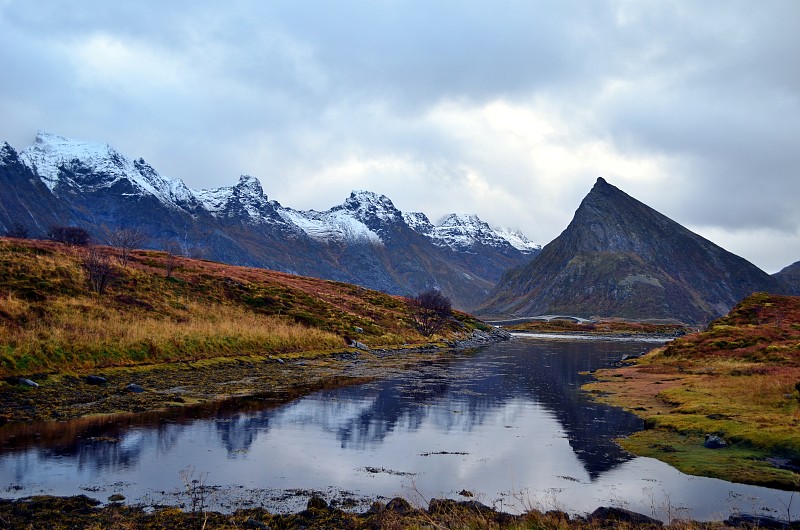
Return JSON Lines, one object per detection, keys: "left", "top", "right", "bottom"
{"left": 1, "top": 0, "right": 798, "bottom": 272}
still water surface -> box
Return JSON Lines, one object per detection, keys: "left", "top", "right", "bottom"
{"left": 1, "top": 337, "right": 797, "bottom": 521}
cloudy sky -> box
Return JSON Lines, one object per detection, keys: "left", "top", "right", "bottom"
{"left": 1, "top": 1, "right": 798, "bottom": 272}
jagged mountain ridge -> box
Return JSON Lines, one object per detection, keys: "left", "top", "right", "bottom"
{"left": 0, "top": 131, "right": 540, "bottom": 310}
{"left": 479, "top": 177, "right": 786, "bottom": 324}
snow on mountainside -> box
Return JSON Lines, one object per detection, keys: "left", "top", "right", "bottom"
{"left": 404, "top": 212, "right": 540, "bottom": 253}
{"left": 278, "top": 206, "right": 383, "bottom": 244}
{"left": 195, "top": 174, "right": 290, "bottom": 226}
{"left": 493, "top": 226, "right": 542, "bottom": 253}
{"left": 402, "top": 212, "right": 434, "bottom": 234}
{"left": 20, "top": 131, "right": 197, "bottom": 209}
{"left": 11, "top": 132, "right": 539, "bottom": 250}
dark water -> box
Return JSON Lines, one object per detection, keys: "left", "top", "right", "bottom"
{"left": 1, "top": 336, "right": 797, "bottom": 522}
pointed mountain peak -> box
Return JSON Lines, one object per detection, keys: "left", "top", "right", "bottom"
{"left": 342, "top": 190, "right": 401, "bottom": 223}
{"left": 234, "top": 175, "right": 265, "bottom": 197}
{"left": 439, "top": 213, "right": 486, "bottom": 228}
{"left": 0, "top": 141, "right": 19, "bottom": 164}
{"left": 345, "top": 190, "right": 395, "bottom": 208}
{"left": 480, "top": 178, "right": 783, "bottom": 323}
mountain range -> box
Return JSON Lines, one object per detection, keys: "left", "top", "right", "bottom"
{"left": 0, "top": 131, "right": 540, "bottom": 311}
{"left": 479, "top": 177, "right": 790, "bottom": 324}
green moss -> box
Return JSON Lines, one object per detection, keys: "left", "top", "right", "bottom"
{"left": 620, "top": 430, "right": 799, "bottom": 490}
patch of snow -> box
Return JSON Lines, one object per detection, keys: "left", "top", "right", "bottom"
{"left": 493, "top": 226, "right": 541, "bottom": 253}
{"left": 278, "top": 207, "right": 383, "bottom": 244}
{"left": 19, "top": 131, "right": 196, "bottom": 209}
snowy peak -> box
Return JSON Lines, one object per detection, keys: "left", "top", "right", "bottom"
{"left": 403, "top": 212, "right": 434, "bottom": 234}
{"left": 493, "top": 226, "right": 542, "bottom": 253}
{"left": 234, "top": 175, "right": 265, "bottom": 197}
{"left": 0, "top": 142, "right": 19, "bottom": 165}
{"left": 195, "top": 175, "right": 285, "bottom": 225}
{"left": 20, "top": 131, "right": 197, "bottom": 209}
{"left": 431, "top": 213, "right": 508, "bottom": 251}
{"left": 404, "top": 212, "right": 540, "bottom": 254}
{"left": 341, "top": 190, "right": 403, "bottom": 225}
{"left": 8, "top": 132, "right": 540, "bottom": 254}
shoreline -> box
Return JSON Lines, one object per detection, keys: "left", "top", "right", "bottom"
{"left": 0, "top": 491, "right": 790, "bottom": 529}
{"left": 0, "top": 327, "right": 509, "bottom": 425}
{"left": 2, "top": 328, "right": 798, "bottom": 528}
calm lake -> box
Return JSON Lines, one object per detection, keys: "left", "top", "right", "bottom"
{"left": 1, "top": 336, "right": 797, "bottom": 522}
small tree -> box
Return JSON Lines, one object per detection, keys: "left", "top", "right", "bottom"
{"left": 107, "top": 227, "right": 148, "bottom": 267}
{"left": 409, "top": 288, "right": 452, "bottom": 337}
{"left": 49, "top": 225, "right": 91, "bottom": 246}
{"left": 161, "top": 240, "right": 182, "bottom": 278}
{"left": 81, "top": 246, "right": 118, "bottom": 294}
{"left": 4, "top": 222, "right": 29, "bottom": 239}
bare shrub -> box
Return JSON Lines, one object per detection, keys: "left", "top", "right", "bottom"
{"left": 409, "top": 288, "right": 452, "bottom": 337}
{"left": 161, "top": 240, "right": 182, "bottom": 278}
{"left": 106, "top": 227, "right": 148, "bottom": 267}
{"left": 81, "top": 246, "right": 118, "bottom": 294}
{"left": 49, "top": 225, "right": 91, "bottom": 246}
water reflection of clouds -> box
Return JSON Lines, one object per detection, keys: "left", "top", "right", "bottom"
{"left": 2, "top": 339, "right": 797, "bottom": 522}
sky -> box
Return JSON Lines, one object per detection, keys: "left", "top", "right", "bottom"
{"left": 1, "top": 1, "right": 798, "bottom": 273}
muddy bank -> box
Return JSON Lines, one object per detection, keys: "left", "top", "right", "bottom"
{"left": 0, "top": 329, "right": 510, "bottom": 426}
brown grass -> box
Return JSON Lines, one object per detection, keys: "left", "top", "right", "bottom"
{"left": 0, "top": 238, "right": 483, "bottom": 377}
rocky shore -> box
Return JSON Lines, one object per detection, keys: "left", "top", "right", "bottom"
{"left": 0, "top": 328, "right": 510, "bottom": 426}
{"left": 2, "top": 492, "right": 796, "bottom": 529}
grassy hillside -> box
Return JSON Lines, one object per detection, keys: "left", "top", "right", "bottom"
{"left": 0, "top": 238, "right": 485, "bottom": 378}
{"left": 585, "top": 292, "right": 800, "bottom": 489}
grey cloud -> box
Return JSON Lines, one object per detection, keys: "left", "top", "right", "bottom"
{"left": 0, "top": 0, "right": 798, "bottom": 272}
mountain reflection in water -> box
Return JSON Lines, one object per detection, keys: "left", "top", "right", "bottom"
{"left": 1, "top": 337, "right": 797, "bottom": 522}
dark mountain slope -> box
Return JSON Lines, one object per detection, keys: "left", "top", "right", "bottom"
{"left": 0, "top": 143, "right": 69, "bottom": 237}
{"left": 774, "top": 261, "right": 800, "bottom": 295}
{"left": 479, "top": 177, "right": 784, "bottom": 323}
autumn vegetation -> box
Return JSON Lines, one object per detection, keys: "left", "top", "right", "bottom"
{"left": 585, "top": 292, "right": 800, "bottom": 489}
{"left": 0, "top": 237, "right": 485, "bottom": 378}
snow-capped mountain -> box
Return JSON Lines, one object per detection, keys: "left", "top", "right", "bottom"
{"left": 1, "top": 132, "right": 541, "bottom": 310}
{"left": 20, "top": 131, "right": 200, "bottom": 211}
{"left": 427, "top": 213, "right": 540, "bottom": 253}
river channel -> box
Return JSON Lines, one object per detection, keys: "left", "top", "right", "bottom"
{"left": 1, "top": 336, "right": 797, "bottom": 522}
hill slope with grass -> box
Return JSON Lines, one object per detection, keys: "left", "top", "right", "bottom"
{"left": 0, "top": 237, "right": 486, "bottom": 378}
{"left": 585, "top": 292, "right": 800, "bottom": 489}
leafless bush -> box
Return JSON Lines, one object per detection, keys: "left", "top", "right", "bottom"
{"left": 161, "top": 240, "right": 182, "bottom": 278}
{"left": 49, "top": 225, "right": 91, "bottom": 246}
{"left": 81, "top": 246, "right": 118, "bottom": 294}
{"left": 409, "top": 288, "right": 452, "bottom": 337}
{"left": 106, "top": 227, "right": 148, "bottom": 267}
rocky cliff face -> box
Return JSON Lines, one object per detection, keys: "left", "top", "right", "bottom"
{"left": 0, "top": 132, "right": 539, "bottom": 311}
{"left": 479, "top": 177, "right": 785, "bottom": 324}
